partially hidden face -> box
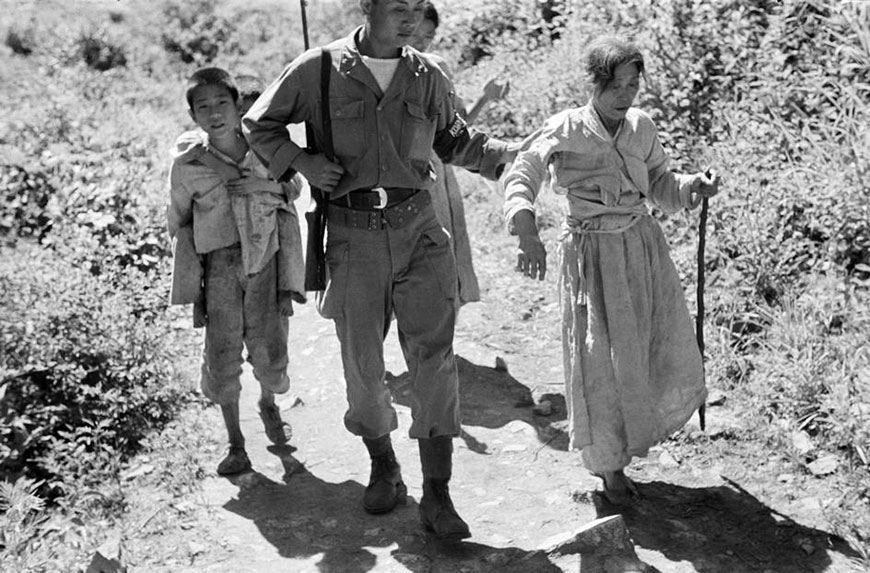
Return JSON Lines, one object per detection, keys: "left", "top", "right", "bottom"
{"left": 411, "top": 17, "right": 436, "bottom": 52}
{"left": 188, "top": 84, "right": 241, "bottom": 141}
{"left": 592, "top": 61, "right": 641, "bottom": 126}
{"left": 363, "top": 0, "right": 428, "bottom": 52}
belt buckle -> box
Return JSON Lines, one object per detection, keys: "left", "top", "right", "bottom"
{"left": 372, "top": 187, "right": 388, "bottom": 210}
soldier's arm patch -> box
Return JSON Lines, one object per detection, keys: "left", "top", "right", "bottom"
{"left": 448, "top": 113, "right": 467, "bottom": 138}
{"left": 434, "top": 111, "right": 470, "bottom": 158}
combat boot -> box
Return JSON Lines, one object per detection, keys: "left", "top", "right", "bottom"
{"left": 418, "top": 436, "right": 471, "bottom": 540}
{"left": 362, "top": 434, "right": 407, "bottom": 514}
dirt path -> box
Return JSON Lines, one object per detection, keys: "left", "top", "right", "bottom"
{"left": 123, "top": 300, "right": 863, "bottom": 573}
{"left": 119, "top": 182, "right": 864, "bottom": 572}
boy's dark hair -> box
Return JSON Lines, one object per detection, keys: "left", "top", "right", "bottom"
{"left": 584, "top": 35, "right": 645, "bottom": 90}
{"left": 423, "top": 3, "right": 439, "bottom": 28}
{"left": 236, "top": 74, "right": 266, "bottom": 105}
{"left": 185, "top": 67, "right": 239, "bottom": 110}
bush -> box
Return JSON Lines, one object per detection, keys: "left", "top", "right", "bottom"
{"left": 0, "top": 166, "right": 58, "bottom": 243}
{"left": 160, "top": 0, "right": 238, "bottom": 64}
{"left": 5, "top": 25, "right": 36, "bottom": 56}
{"left": 0, "top": 247, "right": 193, "bottom": 497}
{"left": 78, "top": 30, "right": 127, "bottom": 71}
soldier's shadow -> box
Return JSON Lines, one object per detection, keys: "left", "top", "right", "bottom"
{"left": 221, "top": 446, "right": 561, "bottom": 572}
{"left": 593, "top": 477, "right": 862, "bottom": 572}
{"left": 387, "top": 355, "right": 569, "bottom": 454}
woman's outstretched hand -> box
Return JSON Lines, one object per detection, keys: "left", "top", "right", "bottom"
{"left": 512, "top": 210, "right": 547, "bottom": 280}
{"left": 689, "top": 169, "right": 722, "bottom": 208}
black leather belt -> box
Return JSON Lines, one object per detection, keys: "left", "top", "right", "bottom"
{"left": 327, "top": 190, "right": 431, "bottom": 230}
{"left": 330, "top": 187, "right": 421, "bottom": 210}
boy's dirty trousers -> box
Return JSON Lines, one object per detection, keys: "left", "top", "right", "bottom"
{"left": 200, "top": 245, "right": 290, "bottom": 405}
{"left": 319, "top": 191, "right": 462, "bottom": 440}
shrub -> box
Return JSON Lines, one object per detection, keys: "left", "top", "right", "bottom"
{"left": 0, "top": 246, "right": 193, "bottom": 498}
{"left": 5, "top": 25, "right": 36, "bottom": 56}
{"left": 78, "top": 30, "right": 127, "bottom": 71}
{"left": 160, "top": 0, "right": 238, "bottom": 64}
{"left": 0, "top": 166, "right": 58, "bottom": 243}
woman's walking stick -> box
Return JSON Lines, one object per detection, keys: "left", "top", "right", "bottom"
{"left": 695, "top": 175, "right": 711, "bottom": 431}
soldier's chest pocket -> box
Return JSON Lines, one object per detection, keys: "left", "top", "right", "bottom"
{"left": 399, "top": 101, "right": 436, "bottom": 161}
{"left": 328, "top": 98, "right": 366, "bottom": 158}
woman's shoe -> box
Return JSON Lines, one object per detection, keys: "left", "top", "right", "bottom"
{"left": 592, "top": 470, "right": 640, "bottom": 505}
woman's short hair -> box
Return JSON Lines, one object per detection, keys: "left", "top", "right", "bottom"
{"left": 423, "top": 3, "right": 439, "bottom": 28}
{"left": 185, "top": 67, "right": 239, "bottom": 110}
{"left": 584, "top": 35, "right": 645, "bottom": 89}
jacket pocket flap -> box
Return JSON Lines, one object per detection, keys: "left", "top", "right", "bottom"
{"left": 331, "top": 98, "right": 364, "bottom": 119}
{"left": 404, "top": 100, "right": 429, "bottom": 120}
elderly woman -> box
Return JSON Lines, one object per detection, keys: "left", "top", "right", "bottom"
{"left": 503, "top": 34, "right": 720, "bottom": 504}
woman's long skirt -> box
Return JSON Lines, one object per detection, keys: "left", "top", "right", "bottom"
{"left": 560, "top": 213, "right": 706, "bottom": 472}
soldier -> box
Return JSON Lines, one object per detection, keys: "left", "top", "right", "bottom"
{"left": 243, "top": 0, "right": 517, "bottom": 540}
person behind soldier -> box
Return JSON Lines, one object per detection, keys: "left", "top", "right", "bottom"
{"left": 243, "top": 0, "right": 518, "bottom": 541}
{"left": 166, "top": 67, "right": 304, "bottom": 476}
{"left": 505, "top": 34, "right": 720, "bottom": 505}
{"left": 408, "top": 2, "right": 510, "bottom": 309}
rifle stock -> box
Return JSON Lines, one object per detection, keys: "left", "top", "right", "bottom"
{"left": 304, "top": 173, "right": 327, "bottom": 291}
{"left": 303, "top": 47, "right": 333, "bottom": 292}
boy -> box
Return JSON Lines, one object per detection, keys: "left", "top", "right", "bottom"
{"left": 166, "top": 67, "right": 305, "bottom": 475}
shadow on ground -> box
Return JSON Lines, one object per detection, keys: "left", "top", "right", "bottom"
{"left": 386, "top": 355, "right": 570, "bottom": 454}
{"left": 221, "top": 445, "right": 560, "bottom": 572}
{"left": 592, "top": 477, "right": 862, "bottom": 572}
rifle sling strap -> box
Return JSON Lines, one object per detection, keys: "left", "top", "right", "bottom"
{"left": 320, "top": 47, "right": 334, "bottom": 161}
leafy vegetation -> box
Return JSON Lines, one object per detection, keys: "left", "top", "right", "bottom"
{"left": 0, "top": 0, "right": 868, "bottom": 568}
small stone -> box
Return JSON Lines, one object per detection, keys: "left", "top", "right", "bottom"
{"left": 393, "top": 552, "right": 430, "bottom": 569}
{"left": 173, "top": 500, "right": 196, "bottom": 513}
{"left": 501, "top": 444, "right": 528, "bottom": 453}
{"left": 539, "top": 514, "right": 642, "bottom": 569}
{"left": 707, "top": 389, "right": 727, "bottom": 406}
{"left": 120, "top": 463, "right": 154, "bottom": 481}
{"left": 188, "top": 541, "right": 206, "bottom": 557}
{"left": 791, "top": 431, "right": 814, "bottom": 455}
{"left": 85, "top": 534, "right": 125, "bottom": 573}
{"left": 484, "top": 551, "right": 512, "bottom": 566}
{"left": 807, "top": 455, "right": 838, "bottom": 476}
{"left": 488, "top": 534, "right": 513, "bottom": 546}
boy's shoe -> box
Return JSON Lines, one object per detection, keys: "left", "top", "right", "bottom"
{"left": 259, "top": 404, "right": 292, "bottom": 445}
{"left": 217, "top": 446, "right": 251, "bottom": 475}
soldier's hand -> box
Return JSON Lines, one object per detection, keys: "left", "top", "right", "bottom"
{"left": 226, "top": 176, "right": 281, "bottom": 196}
{"left": 293, "top": 152, "right": 344, "bottom": 193}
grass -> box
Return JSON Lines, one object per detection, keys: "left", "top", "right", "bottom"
{"left": 1, "top": 0, "right": 868, "bottom": 568}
